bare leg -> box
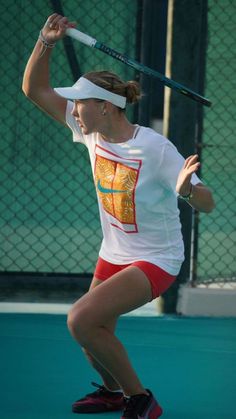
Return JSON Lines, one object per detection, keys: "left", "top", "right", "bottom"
{"left": 82, "top": 348, "right": 120, "bottom": 391}
{"left": 67, "top": 266, "right": 152, "bottom": 396}
{"left": 81, "top": 277, "right": 120, "bottom": 390}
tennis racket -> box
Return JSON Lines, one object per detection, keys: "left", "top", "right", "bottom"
{"left": 65, "top": 27, "right": 211, "bottom": 108}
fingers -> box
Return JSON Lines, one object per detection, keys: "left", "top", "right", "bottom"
{"left": 47, "top": 13, "right": 76, "bottom": 29}
{"left": 176, "top": 154, "right": 201, "bottom": 196}
{"left": 48, "top": 15, "right": 68, "bottom": 30}
{"left": 184, "top": 154, "right": 200, "bottom": 171}
{"left": 43, "top": 14, "right": 76, "bottom": 39}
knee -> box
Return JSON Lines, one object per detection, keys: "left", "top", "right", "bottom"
{"left": 67, "top": 305, "right": 86, "bottom": 340}
{"left": 67, "top": 304, "right": 95, "bottom": 345}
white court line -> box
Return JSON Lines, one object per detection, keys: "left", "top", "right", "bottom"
{"left": 0, "top": 300, "right": 160, "bottom": 316}
{"left": 0, "top": 302, "right": 71, "bottom": 315}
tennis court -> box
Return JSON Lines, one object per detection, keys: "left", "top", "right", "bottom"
{"left": 1, "top": 2, "right": 236, "bottom": 418}
{"left": 1, "top": 309, "right": 235, "bottom": 419}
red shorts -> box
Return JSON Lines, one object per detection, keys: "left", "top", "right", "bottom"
{"left": 94, "top": 257, "right": 176, "bottom": 299}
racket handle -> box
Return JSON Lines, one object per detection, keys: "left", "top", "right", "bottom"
{"left": 65, "top": 28, "right": 96, "bottom": 47}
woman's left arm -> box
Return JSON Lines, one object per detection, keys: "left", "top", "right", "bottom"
{"left": 176, "top": 154, "right": 215, "bottom": 213}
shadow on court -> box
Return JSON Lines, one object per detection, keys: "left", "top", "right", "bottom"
{"left": 0, "top": 313, "right": 235, "bottom": 419}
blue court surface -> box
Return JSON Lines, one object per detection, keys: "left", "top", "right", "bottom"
{"left": 0, "top": 313, "right": 235, "bottom": 419}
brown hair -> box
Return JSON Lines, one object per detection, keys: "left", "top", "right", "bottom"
{"left": 83, "top": 70, "right": 141, "bottom": 105}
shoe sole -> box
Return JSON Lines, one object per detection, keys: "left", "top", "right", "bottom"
{"left": 148, "top": 404, "right": 163, "bottom": 419}
{"left": 138, "top": 399, "right": 163, "bottom": 419}
{"left": 72, "top": 402, "right": 124, "bottom": 413}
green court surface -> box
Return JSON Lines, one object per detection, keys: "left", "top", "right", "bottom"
{"left": 0, "top": 313, "right": 235, "bottom": 419}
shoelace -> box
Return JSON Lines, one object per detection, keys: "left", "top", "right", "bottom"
{"left": 89, "top": 382, "right": 107, "bottom": 395}
{"left": 89, "top": 382, "right": 122, "bottom": 397}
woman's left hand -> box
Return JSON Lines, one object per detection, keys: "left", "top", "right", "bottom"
{"left": 176, "top": 154, "right": 200, "bottom": 197}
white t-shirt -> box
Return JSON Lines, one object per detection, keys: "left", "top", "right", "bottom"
{"left": 66, "top": 101, "right": 201, "bottom": 275}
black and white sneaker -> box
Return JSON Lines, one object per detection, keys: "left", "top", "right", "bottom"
{"left": 121, "top": 390, "right": 163, "bottom": 419}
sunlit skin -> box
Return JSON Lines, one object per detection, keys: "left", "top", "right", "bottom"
{"left": 72, "top": 99, "right": 104, "bottom": 136}
{"left": 71, "top": 98, "right": 136, "bottom": 143}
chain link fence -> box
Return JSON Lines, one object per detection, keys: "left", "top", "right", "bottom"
{"left": 193, "top": 0, "right": 236, "bottom": 286}
{"left": 0, "top": 0, "right": 138, "bottom": 275}
{"left": 0, "top": 0, "right": 235, "bottom": 291}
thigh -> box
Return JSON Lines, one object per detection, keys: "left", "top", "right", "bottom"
{"left": 88, "top": 275, "right": 118, "bottom": 332}
{"left": 71, "top": 266, "right": 152, "bottom": 327}
{"left": 89, "top": 276, "right": 104, "bottom": 291}
{"left": 71, "top": 275, "right": 118, "bottom": 333}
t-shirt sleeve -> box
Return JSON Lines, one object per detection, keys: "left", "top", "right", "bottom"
{"left": 65, "top": 100, "right": 86, "bottom": 145}
{"left": 159, "top": 141, "right": 202, "bottom": 194}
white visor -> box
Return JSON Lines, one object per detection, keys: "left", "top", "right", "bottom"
{"left": 54, "top": 76, "right": 127, "bottom": 109}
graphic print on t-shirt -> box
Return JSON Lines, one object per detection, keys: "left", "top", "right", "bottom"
{"left": 95, "top": 145, "right": 142, "bottom": 233}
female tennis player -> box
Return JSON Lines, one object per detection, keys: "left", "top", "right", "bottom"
{"left": 22, "top": 14, "right": 215, "bottom": 419}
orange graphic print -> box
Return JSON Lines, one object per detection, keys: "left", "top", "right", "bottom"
{"left": 95, "top": 146, "right": 142, "bottom": 233}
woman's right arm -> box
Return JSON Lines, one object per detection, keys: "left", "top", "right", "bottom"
{"left": 22, "top": 14, "right": 76, "bottom": 125}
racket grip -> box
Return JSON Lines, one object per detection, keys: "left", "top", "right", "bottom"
{"left": 65, "top": 28, "right": 96, "bottom": 47}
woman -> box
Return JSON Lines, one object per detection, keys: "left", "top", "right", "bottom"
{"left": 22, "top": 14, "right": 215, "bottom": 419}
